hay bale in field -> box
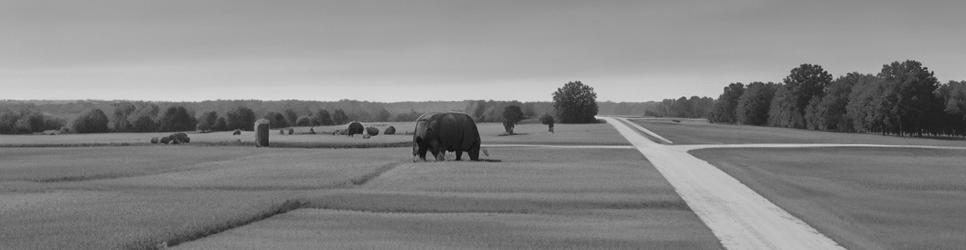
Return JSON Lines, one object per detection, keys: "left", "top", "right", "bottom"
{"left": 384, "top": 126, "right": 396, "bottom": 135}
{"left": 150, "top": 137, "right": 159, "bottom": 144}
{"left": 232, "top": 129, "right": 241, "bottom": 135}
{"left": 254, "top": 119, "right": 270, "bottom": 147}
{"left": 288, "top": 128, "right": 294, "bottom": 135}
{"left": 346, "top": 121, "right": 364, "bottom": 136}
{"left": 365, "top": 126, "right": 379, "bottom": 136}
{"left": 168, "top": 132, "right": 190, "bottom": 144}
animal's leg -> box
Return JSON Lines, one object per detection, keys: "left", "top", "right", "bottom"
{"left": 469, "top": 147, "right": 480, "bottom": 161}
{"left": 455, "top": 150, "right": 463, "bottom": 161}
{"left": 418, "top": 147, "right": 428, "bottom": 161}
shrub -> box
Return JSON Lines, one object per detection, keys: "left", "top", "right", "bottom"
{"left": 71, "top": 109, "right": 110, "bottom": 133}
{"left": 296, "top": 116, "right": 313, "bottom": 126}
{"left": 158, "top": 106, "right": 197, "bottom": 132}
{"left": 384, "top": 126, "right": 396, "bottom": 135}
{"left": 552, "top": 81, "right": 599, "bottom": 123}
{"left": 365, "top": 126, "right": 379, "bottom": 136}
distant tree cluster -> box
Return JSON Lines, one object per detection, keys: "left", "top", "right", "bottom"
{"left": 464, "top": 100, "right": 538, "bottom": 123}
{"left": 643, "top": 96, "right": 715, "bottom": 118}
{"left": 708, "top": 60, "right": 966, "bottom": 137}
{"left": 0, "top": 109, "right": 64, "bottom": 134}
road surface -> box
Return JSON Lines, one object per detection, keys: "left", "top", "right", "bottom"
{"left": 603, "top": 117, "right": 845, "bottom": 250}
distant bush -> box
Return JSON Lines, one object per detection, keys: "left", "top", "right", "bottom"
{"left": 212, "top": 117, "right": 228, "bottom": 131}
{"left": 227, "top": 107, "right": 256, "bottom": 131}
{"left": 71, "top": 109, "right": 110, "bottom": 133}
{"left": 552, "top": 81, "right": 599, "bottom": 123}
{"left": 0, "top": 110, "right": 63, "bottom": 134}
{"left": 197, "top": 111, "right": 219, "bottom": 132}
{"left": 384, "top": 126, "right": 396, "bottom": 135}
{"left": 159, "top": 106, "right": 197, "bottom": 132}
{"left": 314, "top": 109, "right": 333, "bottom": 126}
{"left": 296, "top": 116, "right": 313, "bottom": 126}
{"left": 132, "top": 115, "right": 157, "bottom": 132}
{"left": 263, "top": 112, "right": 288, "bottom": 129}
{"left": 502, "top": 105, "right": 524, "bottom": 134}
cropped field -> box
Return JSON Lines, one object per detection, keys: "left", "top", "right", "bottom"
{"left": 180, "top": 148, "right": 722, "bottom": 249}
{"left": 630, "top": 118, "right": 966, "bottom": 146}
{"left": 0, "top": 122, "right": 627, "bottom": 148}
{"left": 0, "top": 138, "right": 716, "bottom": 249}
{"left": 0, "top": 147, "right": 409, "bottom": 249}
{"left": 691, "top": 147, "right": 966, "bottom": 250}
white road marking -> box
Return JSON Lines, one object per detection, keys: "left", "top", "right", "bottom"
{"left": 603, "top": 117, "right": 845, "bottom": 250}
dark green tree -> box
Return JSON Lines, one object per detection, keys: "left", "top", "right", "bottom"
{"left": 332, "top": 109, "right": 349, "bottom": 125}
{"left": 769, "top": 64, "right": 832, "bottom": 128}
{"left": 158, "top": 106, "right": 197, "bottom": 132}
{"left": 227, "top": 106, "right": 256, "bottom": 131}
{"left": 71, "top": 109, "right": 110, "bottom": 133}
{"left": 315, "top": 109, "right": 333, "bottom": 126}
{"left": 502, "top": 105, "right": 525, "bottom": 134}
{"left": 552, "top": 81, "right": 598, "bottom": 123}
{"left": 708, "top": 82, "right": 745, "bottom": 123}
{"left": 197, "top": 111, "right": 219, "bottom": 132}
{"left": 736, "top": 82, "right": 778, "bottom": 125}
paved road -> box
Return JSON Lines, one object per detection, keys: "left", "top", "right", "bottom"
{"left": 603, "top": 117, "right": 845, "bottom": 250}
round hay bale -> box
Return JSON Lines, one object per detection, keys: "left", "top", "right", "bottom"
{"left": 346, "top": 121, "right": 364, "bottom": 136}
{"left": 232, "top": 129, "right": 242, "bottom": 135}
{"left": 150, "top": 137, "right": 159, "bottom": 144}
{"left": 365, "top": 126, "right": 379, "bottom": 136}
{"left": 288, "top": 128, "right": 294, "bottom": 135}
{"left": 168, "top": 133, "right": 190, "bottom": 144}
{"left": 254, "top": 119, "right": 270, "bottom": 147}
{"left": 383, "top": 126, "right": 396, "bottom": 135}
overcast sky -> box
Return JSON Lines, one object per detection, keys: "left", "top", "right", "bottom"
{"left": 2, "top": 0, "right": 964, "bottom": 102}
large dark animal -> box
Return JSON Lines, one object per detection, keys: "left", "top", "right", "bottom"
{"left": 412, "top": 112, "right": 482, "bottom": 161}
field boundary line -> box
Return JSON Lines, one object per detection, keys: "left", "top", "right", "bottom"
{"left": 604, "top": 116, "right": 844, "bottom": 250}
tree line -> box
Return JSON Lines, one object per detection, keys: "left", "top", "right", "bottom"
{"left": 708, "top": 60, "right": 966, "bottom": 137}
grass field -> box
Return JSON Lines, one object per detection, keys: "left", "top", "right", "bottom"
{"left": 180, "top": 148, "right": 722, "bottom": 249}
{"left": 0, "top": 147, "right": 409, "bottom": 249}
{"left": 0, "top": 122, "right": 627, "bottom": 148}
{"left": 0, "top": 120, "right": 713, "bottom": 249}
{"left": 629, "top": 118, "right": 966, "bottom": 146}
{"left": 691, "top": 147, "right": 966, "bottom": 250}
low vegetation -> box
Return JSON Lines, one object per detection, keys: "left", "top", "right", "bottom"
{"left": 692, "top": 147, "right": 966, "bottom": 249}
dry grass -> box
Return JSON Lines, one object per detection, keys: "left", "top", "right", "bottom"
{"left": 180, "top": 148, "right": 722, "bottom": 249}
{"left": 0, "top": 147, "right": 409, "bottom": 249}
{"left": 0, "top": 122, "right": 628, "bottom": 148}
{"left": 630, "top": 118, "right": 966, "bottom": 146}
{"left": 692, "top": 147, "right": 966, "bottom": 250}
